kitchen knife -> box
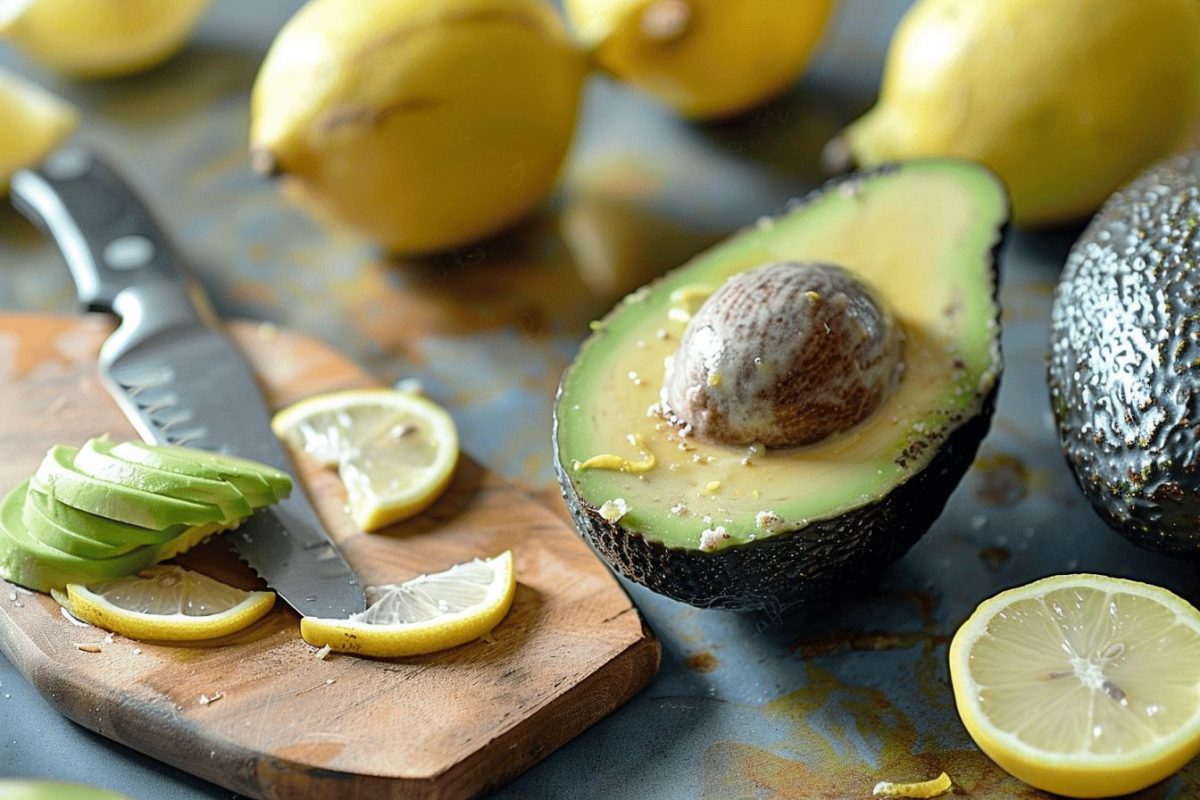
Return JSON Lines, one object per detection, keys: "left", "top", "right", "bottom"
{"left": 10, "top": 146, "right": 366, "bottom": 619}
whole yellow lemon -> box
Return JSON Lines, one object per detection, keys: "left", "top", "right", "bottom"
{"left": 565, "top": 0, "right": 836, "bottom": 120}
{"left": 250, "top": 0, "right": 586, "bottom": 255}
{"left": 833, "top": 0, "right": 1200, "bottom": 227}
{"left": 0, "top": 68, "right": 77, "bottom": 189}
{"left": 0, "top": 0, "right": 208, "bottom": 79}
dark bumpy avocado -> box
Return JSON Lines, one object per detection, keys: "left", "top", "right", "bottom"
{"left": 554, "top": 160, "right": 1008, "bottom": 610}
{"left": 1049, "top": 151, "right": 1200, "bottom": 555}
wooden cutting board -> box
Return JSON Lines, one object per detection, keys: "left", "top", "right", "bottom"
{"left": 0, "top": 313, "right": 658, "bottom": 800}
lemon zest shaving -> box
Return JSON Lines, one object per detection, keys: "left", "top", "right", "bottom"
{"left": 573, "top": 435, "right": 657, "bottom": 474}
{"left": 667, "top": 283, "right": 713, "bottom": 323}
{"left": 872, "top": 771, "right": 952, "bottom": 798}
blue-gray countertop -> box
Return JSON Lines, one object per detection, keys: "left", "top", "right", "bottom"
{"left": 2, "top": 1, "right": 1198, "bottom": 797}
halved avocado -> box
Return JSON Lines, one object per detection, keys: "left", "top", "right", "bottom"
{"left": 74, "top": 438, "right": 254, "bottom": 520}
{"left": 554, "top": 160, "right": 1007, "bottom": 610}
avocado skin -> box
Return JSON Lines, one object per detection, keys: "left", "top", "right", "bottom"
{"left": 554, "top": 166, "right": 1005, "bottom": 611}
{"left": 1049, "top": 151, "right": 1200, "bottom": 555}
{"left": 555, "top": 388, "right": 995, "bottom": 610}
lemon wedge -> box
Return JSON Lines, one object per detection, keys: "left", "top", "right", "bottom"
{"left": 0, "top": 68, "right": 76, "bottom": 189}
{"left": 57, "top": 565, "right": 275, "bottom": 641}
{"left": 949, "top": 573, "right": 1200, "bottom": 798}
{"left": 0, "top": 0, "right": 209, "bottom": 78}
{"left": 300, "top": 551, "right": 515, "bottom": 658}
{"left": 272, "top": 388, "right": 459, "bottom": 532}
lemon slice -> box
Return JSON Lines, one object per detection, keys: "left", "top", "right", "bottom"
{"left": 300, "top": 551, "right": 515, "bottom": 658}
{"left": 0, "top": 67, "right": 77, "bottom": 189}
{"left": 949, "top": 573, "right": 1200, "bottom": 798}
{"left": 271, "top": 388, "right": 459, "bottom": 532}
{"left": 57, "top": 565, "right": 275, "bottom": 641}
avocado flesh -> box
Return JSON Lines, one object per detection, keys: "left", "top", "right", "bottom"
{"left": 110, "top": 440, "right": 289, "bottom": 503}
{"left": 0, "top": 779, "right": 130, "bottom": 800}
{"left": 31, "top": 445, "right": 227, "bottom": 529}
{"left": 1049, "top": 151, "right": 1200, "bottom": 554}
{"left": 0, "top": 440, "right": 290, "bottom": 592}
{"left": 158, "top": 444, "right": 292, "bottom": 497}
{"left": 22, "top": 490, "right": 142, "bottom": 559}
{"left": 24, "top": 484, "right": 185, "bottom": 547}
{"left": 74, "top": 438, "right": 254, "bottom": 520}
{"left": 0, "top": 481, "right": 223, "bottom": 593}
{"left": 555, "top": 160, "right": 1006, "bottom": 608}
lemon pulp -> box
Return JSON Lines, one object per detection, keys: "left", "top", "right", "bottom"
{"left": 272, "top": 388, "right": 459, "bottom": 532}
{"left": 59, "top": 565, "right": 275, "bottom": 641}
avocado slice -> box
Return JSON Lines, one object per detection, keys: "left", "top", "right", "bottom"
{"left": 0, "top": 780, "right": 130, "bottom": 800}
{"left": 1048, "top": 151, "right": 1200, "bottom": 554}
{"left": 0, "top": 481, "right": 225, "bottom": 593}
{"left": 73, "top": 438, "right": 254, "bottom": 520}
{"left": 109, "top": 440, "right": 290, "bottom": 504}
{"left": 21, "top": 488, "right": 143, "bottom": 559}
{"left": 554, "top": 160, "right": 1007, "bottom": 609}
{"left": 0, "top": 480, "right": 163, "bottom": 591}
{"left": 24, "top": 483, "right": 183, "bottom": 548}
{"left": 30, "top": 445, "right": 226, "bottom": 529}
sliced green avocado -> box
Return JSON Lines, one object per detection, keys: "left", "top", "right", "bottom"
{"left": 1049, "top": 151, "right": 1200, "bottom": 555}
{"left": 0, "top": 780, "right": 130, "bottom": 800}
{"left": 24, "top": 483, "right": 183, "bottom": 548}
{"left": 554, "top": 160, "right": 1007, "bottom": 609}
{"left": 0, "top": 480, "right": 161, "bottom": 591}
{"left": 0, "top": 481, "right": 224, "bottom": 593}
{"left": 30, "top": 445, "right": 227, "bottom": 529}
{"left": 110, "top": 440, "right": 291, "bottom": 503}
{"left": 74, "top": 438, "right": 254, "bottom": 520}
{"left": 21, "top": 488, "right": 143, "bottom": 559}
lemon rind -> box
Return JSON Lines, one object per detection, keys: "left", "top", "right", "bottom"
{"left": 299, "top": 552, "right": 515, "bottom": 657}
{"left": 63, "top": 580, "right": 275, "bottom": 642}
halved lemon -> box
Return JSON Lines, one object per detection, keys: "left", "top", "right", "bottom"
{"left": 56, "top": 565, "right": 275, "bottom": 641}
{"left": 271, "top": 388, "right": 459, "bottom": 532}
{"left": 0, "top": 67, "right": 77, "bottom": 189}
{"left": 300, "top": 551, "right": 515, "bottom": 658}
{"left": 949, "top": 573, "right": 1200, "bottom": 798}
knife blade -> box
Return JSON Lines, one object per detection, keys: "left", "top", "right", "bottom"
{"left": 10, "top": 147, "right": 366, "bottom": 619}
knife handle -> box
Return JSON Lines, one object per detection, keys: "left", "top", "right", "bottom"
{"left": 10, "top": 147, "right": 198, "bottom": 316}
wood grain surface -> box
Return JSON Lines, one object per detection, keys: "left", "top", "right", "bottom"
{"left": 0, "top": 313, "right": 659, "bottom": 800}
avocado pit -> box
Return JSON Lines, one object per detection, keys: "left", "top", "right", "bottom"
{"left": 662, "top": 261, "right": 903, "bottom": 448}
